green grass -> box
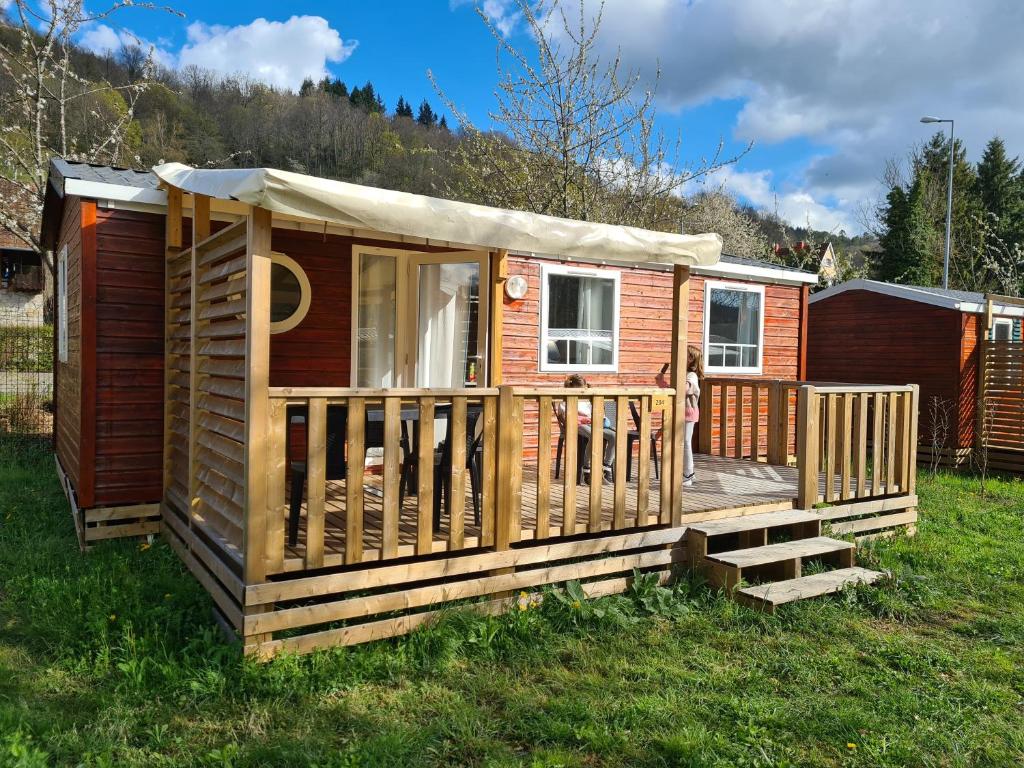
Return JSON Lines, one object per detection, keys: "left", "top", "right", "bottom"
{"left": 1, "top": 441, "right": 1023, "bottom": 767}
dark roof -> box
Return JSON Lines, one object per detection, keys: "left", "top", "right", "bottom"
{"left": 50, "top": 158, "right": 159, "bottom": 190}
{"left": 719, "top": 252, "right": 816, "bottom": 276}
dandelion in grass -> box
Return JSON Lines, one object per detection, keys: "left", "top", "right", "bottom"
{"left": 109, "top": 614, "right": 116, "bottom": 622}
{"left": 847, "top": 743, "right": 857, "bottom": 750}
{"left": 139, "top": 542, "right": 151, "bottom": 551}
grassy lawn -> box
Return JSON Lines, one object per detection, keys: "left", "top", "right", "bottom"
{"left": 1, "top": 441, "right": 1023, "bottom": 767}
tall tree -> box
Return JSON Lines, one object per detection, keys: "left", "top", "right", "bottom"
{"left": 431, "top": 0, "right": 744, "bottom": 230}
{"left": 976, "top": 137, "right": 1024, "bottom": 246}
{"left": 415, "top": 99, "right": 437, "bottom": 127}
{"left": 878, "top": 178, "right": 939, "bottom": 285}
{"left": 395, "top": 96, "right": 413, "bottom": 119}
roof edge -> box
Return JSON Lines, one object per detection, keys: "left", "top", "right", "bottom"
{"left": 810, "top": 279, "right": 1024, "bottom": 317}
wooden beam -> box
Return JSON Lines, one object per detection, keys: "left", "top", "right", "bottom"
{"left": 796, "top": 385, "right": 819, "bottom": 509}
{"left": 162, "top": 186, "right": 184, "bottom": 505}
{"left": 189, "top": 194, "right": 211, "bottom": 508}
{"left": 242, "top": 206, "right": 272, "bottom": 585}
{"left": 488, "top": 249, "right": 508, "bottom": 386}
{"left": 668, "top": 264, "right": 689, "bottom": 526}
{"left": 798, "top": 283, "right": 810, "bottom": 380}
{"left": 79, "top": 200, "right": 98, "bottom": 509}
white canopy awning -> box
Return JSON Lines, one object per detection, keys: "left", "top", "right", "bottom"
{"left": 152, "top": 163, "right": 722, "bottom": 267}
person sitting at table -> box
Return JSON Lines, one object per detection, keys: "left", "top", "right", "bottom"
{"left": 555, "top": 374, "right": 615, "bottom": 481}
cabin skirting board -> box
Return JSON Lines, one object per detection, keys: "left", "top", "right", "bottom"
{"left": 159, "top": 491, "right": 918, "bottom": 659}
{"left": 815, "top": 494, "right": 919, "bottom": 541}
{"left": 54, "top": 454, "right": 162, "bottom": 548}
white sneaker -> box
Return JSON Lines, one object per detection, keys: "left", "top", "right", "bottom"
{"left": 683, "top": 473, "right": 695, "bottom": 487}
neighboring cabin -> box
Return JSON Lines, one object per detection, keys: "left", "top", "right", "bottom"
{"left": 0, "top": 180, "right": 46, "bottom": 323}
{"left": 808, "top": 279, "right": 1024, "bottom": 472}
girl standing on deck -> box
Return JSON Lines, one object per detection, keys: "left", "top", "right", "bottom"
{"left": 654, "top": 345, "right": 703, "bottom": 487}
{"left": 682, "top": 345, "right": 703, "bottom": 487}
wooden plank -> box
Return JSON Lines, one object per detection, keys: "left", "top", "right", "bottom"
{"left": 488, "top": 250, "right": 507, "bottom": 386}
{"left": 669, "top": 265, "right": 689, "bottom": 527}
{"left": 247, "top": 525, "right": 689, "bottom": 605}
{"left": 830, "top": 509, "right": 918, "bottom": 535}
{"left": 345, "top": 397, "right": 366, "bottom": 564}
{"left": 84, "top": 503, "right": 161, "bottom": 523}
{"left": 885, "top": 391, "right": 898, "bottom": 493}
{"left": 839, "top": 393, "right": 853, "bottom": 501}
{"left": 707, "top": 536, "right": 853, "bottom": 569}
{"left": 242, "top": 206, "right": 271, "bottom": 588}
{"left": 536, "top": 396, "right": 552, "bottom": 539}
{"left": 304, "top": 398, "right": 327, "bottom": 569}
{"left": 637, "top": 395, "right": 651, "bottom": 519}
{"left": 199, "top": 253, "right": 246, "bottom": 285}
{"left": 738, "top": 566, "right": 883, "bottom": 608}
{"left": 613, "top": 395, "right": 628, "bottom": 529}
{"left": 509, "top": 395, "right": 524, "bottom": 543}
{"left": 907, "top": 385, "right": 920, "bottom": 493}
{"left": 824, "top": 393, "right": 837, "bottom": 503}
{"left": 83, "top": 519, "right": 162, "bottom": 541}
{"left": 854, "top": 392, "right": 868, "bottom": 498}
{"left": 871, "top": 392, "right": 884, "bottom": 497}
{"left": 659, "top": 399, "right": 674, "bottom": 524}
{"left": 562, "top": 396, "right": 578, "bottom": 537}
{"left": 816, "top": 494, "right": 918, "bottom": 521}
{"left": 718, "top": 384, "right": 728, "bottom": 457}
{"left": 381, "top": 396, "right": 401, "bottom": 558}
{"left": 265, "top": 398, "right": 287, "bottom": 574}
{"left": 480, "top": 396, "right": 497, "bottom": 546}
{"left": 198, "top": 275, "right": 247, "bottom": 303}
{"left": 246, "top": 548, "right": 680, "bottom": 636}
{"left": 750, "top": 385, "right": 761, "bottom": 461}
{"left": 416, "top": 397, "right": 435, "bottom": 556}
{"left": 198, "top": 411, "right": 244, "bottom": 443}
{"left": 734, "top": 384, "right": 744, "bottom": 460}
{"left": 589, "top": 395, "right": 604, "bottom": 532}
{"left": 796, "top": 386, "right": 819, "bottom": 509}
{"left": 449, "top": 396, "right": 467, "bottom": 550}
{"left": 198, "top": 297, "right": 246, "bottom": 322}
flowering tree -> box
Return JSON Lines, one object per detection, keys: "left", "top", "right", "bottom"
{"left": 431, "top": 0, "right": 746, "bottom": 231}
{"left": 0, "top": 0, "right": 177, "bottom": 259}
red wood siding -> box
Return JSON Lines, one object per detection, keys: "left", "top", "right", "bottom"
{"left": 501, "top": 256, "right": 803, "bottom": 385}
{"left": 93, "top": 208, "right": 165, "bottom": 505}
{"left": 807, "top": 289, "right": 969, "bottom": 449}
{"left": 501, "top": 256, "right": 804, "bottom": 457}
{"left": 54, "top": 196, "right": 83, "bottom": 491}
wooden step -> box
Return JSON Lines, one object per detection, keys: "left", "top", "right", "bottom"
{"left": 703, "top": 536, "right": 856, "bottom": 590}
{"left": 736, "top": 567, "right": 885, "bottom": 612}
{"left": 688, "top": 509, "right": 820, "bottom": 537}
{"left": 706, "top": 536, "right": 853, "bottom": 569}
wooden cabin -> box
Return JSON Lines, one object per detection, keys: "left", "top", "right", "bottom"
{"left": 808, "top": 280, "right": 1024, "bottom": 473}
{"left": 43, "top": 160, "right": 920, "bottom": 657}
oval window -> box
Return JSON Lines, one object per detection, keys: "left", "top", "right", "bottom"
{"left": 269, "top": 253, "right": 310, "bottom": 334}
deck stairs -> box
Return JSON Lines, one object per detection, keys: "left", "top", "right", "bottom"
{"left": 687, "top": 509, "right": 884, "bottom": 611}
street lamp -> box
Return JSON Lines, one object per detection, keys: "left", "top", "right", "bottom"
{"left": 920, "top": 116, "right": 954, "bottom": 289}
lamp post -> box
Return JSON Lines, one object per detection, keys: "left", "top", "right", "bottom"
{"left": 920, "top": 116, "right": 954, "bottom": 289}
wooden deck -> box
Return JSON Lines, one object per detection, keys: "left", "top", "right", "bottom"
{"left": 279, "top": 454, "right": 801, "bottom": 572}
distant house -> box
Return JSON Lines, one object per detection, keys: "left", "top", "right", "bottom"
{"left": 1, "top": 180, "right": 45, "bottom": 323}
{"left": 772, "top": 240, "right": 837, "bottom": 285}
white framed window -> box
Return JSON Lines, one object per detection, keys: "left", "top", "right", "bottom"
{"left": 57, "top": 245, "right": 68, "bottom": 363}
{"left": 992, "top": 318, "right": 1013, "bottom": 341}
{"left": 703, "top": 280, "right": 765, "bottom": 374}
{"left": 540, "top": 262, "right": 620, "bottom": 373}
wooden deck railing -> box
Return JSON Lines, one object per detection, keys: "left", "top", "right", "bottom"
{"left": 264, "top": 384, "right": 678, "bottom": 572}
{"left": 796, "top": 384, "right": 919, "bottom": 508}
{"left": 699, "top": 378, "right": 802, "bottom": 464}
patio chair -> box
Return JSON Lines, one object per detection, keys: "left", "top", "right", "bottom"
{"left": 434, "top": 405, "right": 486, "bottom": 528}
{"left": 627, "top": 400, "right": 660, "bottom": 482}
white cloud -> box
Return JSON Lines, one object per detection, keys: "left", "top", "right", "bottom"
{"left": 450, "top": 0, "right": 522, "bottom": 37}
{"left": 78, "top": 23, "right": 176, "bottom": 68}
{"left": 546, "top": 0, "right": 1024, "bottom": 232}
{"left": 178, "top": 16, "right": 357, "bottom": 90}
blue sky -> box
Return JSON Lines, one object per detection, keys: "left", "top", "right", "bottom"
{"left": 75, "top": 0, "right": 1024, "bottom": 235}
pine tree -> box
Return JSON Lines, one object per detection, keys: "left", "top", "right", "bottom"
{"left": 878, "top": 178, "right": 940, "bottom": 285}
{"left": 439, "top": 114, "right": 449, "bottom": 131}
{"left": 298, "top": 77, "right": 315, "bottom": 97}
{"left": 416, "top": 99, "right": 437, "bottom": 127}
{"left": 395, "top": 96, "right": 413, "bottom": 118}
{"left": 977, "top": 137, "right": 1024, "bottom": 246}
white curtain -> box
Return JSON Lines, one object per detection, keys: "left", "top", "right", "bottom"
{"left": 356, "top": 254, "right": 397, "bottom": 388}
{"left": 417, "top": 263, "right": 475, "bottom": 388}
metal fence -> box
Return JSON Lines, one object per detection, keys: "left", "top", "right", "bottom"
{"left": 0, "top": 308, "right": 54, "bottom": 442}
